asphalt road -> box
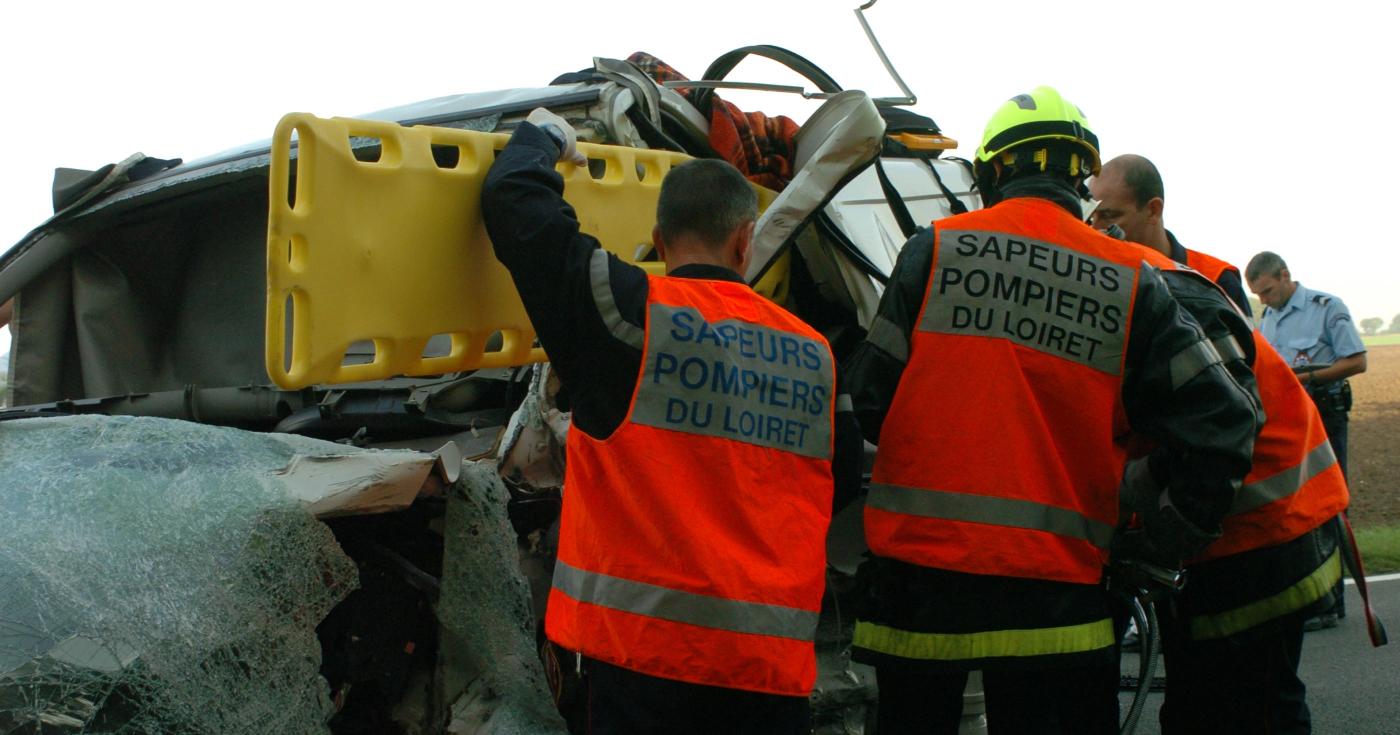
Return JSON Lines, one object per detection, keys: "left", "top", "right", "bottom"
{"left": 1119, "top": 574, "right": 1400, "bottom": 734}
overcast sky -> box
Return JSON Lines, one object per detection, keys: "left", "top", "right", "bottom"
{"left": 3, "top": 0, "right": 1396, "bottom": 363}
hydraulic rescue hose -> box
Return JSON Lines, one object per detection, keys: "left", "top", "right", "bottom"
{"left": 1120, "top": 596, "right": 1159, "bottom": 735}
{"left": 1110, "top": 559, "right": 1185, "bottom": 735}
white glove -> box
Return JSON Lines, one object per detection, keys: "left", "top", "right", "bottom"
{"left": 525, "top": 107, "right": 588, "bottom": 167}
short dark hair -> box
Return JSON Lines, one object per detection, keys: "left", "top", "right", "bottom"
{"left": 1246, "top": 251, "right": 1289, "bottom": 281}
{"left": 1112, "top": 154, "right": 1164, "bottom": 207}
{"left": 656, "top": 160, "right": 757, "bottom": 247}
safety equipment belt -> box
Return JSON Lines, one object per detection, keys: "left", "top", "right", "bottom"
{"left": 924, "top": 160, "right": 970, "bottom": 215}
{"left": 872, "top": 158, "right": 972, "bottom": 244}
{"left": 874, "top": 159, "right": 917, "bottom": 240}
{"left": 1339, "top": 513, "right": 1389, "bottom": 647}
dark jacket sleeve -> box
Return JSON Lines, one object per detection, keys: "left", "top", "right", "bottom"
{"left": 480, "top": 122, "right": 647, "bottom": 439}
{"left": 1121, "top": 265, "right": 1262, "bottom": 558}
{"left": 1161, "top": 270, "right": 1261, "bottom": 395}
{"left": 831, "top": 376, "right": 864, "bottom": 513}
{"left": 841, "top": 227, "right": 934, "bottom": 444}
{"left": 1216, "top": 269, "right": 1253, "bottom": 318}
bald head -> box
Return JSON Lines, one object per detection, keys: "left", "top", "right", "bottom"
{"left": 1088, "top": 154, "right": 1168, "bottom": 255}
{"left": 1102, "top": 155, "right": 1164, "bottom": 206}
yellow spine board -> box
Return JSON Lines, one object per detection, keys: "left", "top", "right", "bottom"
{"left": 267, "top": 113, "right": 778, "bottom": 389}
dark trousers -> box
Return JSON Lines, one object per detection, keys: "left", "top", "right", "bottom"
{"left": 1159, "top": 614, "right": 1311, "bottom": 735}
{"left": 1320, "top": 409, "right": 1348, "bottom": 476}
{"left": 874, "top": 664, "right": 1119, "bottom": 735}
{"left": 580, "top": 656, "right": 810, "bottom": 735}
{"left": 1322, "top": 409, "right": 1349, "bottom": 616}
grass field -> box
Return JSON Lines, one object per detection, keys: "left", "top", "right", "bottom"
{"left": 1349, "top": 344, "right": 1399, "bottom": 572}
{"left": 1356, "top": 526, "right": 1400, "bottom": 574}
{"left": 1363, "top": 333, "right": 1400, "bottom": 347}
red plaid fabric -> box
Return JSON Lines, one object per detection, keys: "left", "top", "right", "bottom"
{"left": 628, "top": 52, "right": 801, "bottom": 191}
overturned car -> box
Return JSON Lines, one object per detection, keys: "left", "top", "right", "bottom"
{"left": 0, "top": 35, "right": 981, "bottom": 735}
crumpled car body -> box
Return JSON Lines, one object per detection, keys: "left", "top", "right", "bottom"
{"left": 0, "top": 48, "right": 983, "bottom": 734}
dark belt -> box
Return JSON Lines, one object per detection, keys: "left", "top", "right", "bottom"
{"left": 1307, "top": 379, "right": 1352, "bottom": 415}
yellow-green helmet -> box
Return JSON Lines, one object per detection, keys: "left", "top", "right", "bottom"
{"left": 975, "top": 86, "right": 1100, "bottom": 177}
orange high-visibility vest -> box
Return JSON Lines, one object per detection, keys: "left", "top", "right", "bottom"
{"left": 1194, "top": 329, "right": 1349, "bottom": 560}
{"left": 1184, "top": 248, "right": 1241, "bottom": 286}
{"left": 547, "top": 273, "right": 837, "bottom": 697}
{"left": 867, "top": 197, "right": 1149, "bottom": 585}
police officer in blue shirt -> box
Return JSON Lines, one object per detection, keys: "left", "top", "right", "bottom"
{"left": 1247, "top": 250, "right": 1366, "bottom": 629}
{"left": 1247, "top": 251, "right": 1368, "bottom": 466}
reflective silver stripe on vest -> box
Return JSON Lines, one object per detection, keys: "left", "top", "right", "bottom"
{"left": 1231, "top": 440, "right": 1338, "bottom": 515}
{"left": 866, "top": 315, "right": 910, "bottom": 364}
{"left": 868, "top": 482, "right": 1116, "bottom": 549}
{"left": 836, "top": 393, "right": 854, "bottom": 414}
{"left": 920, "top": 230, "right": 1133, "bottom": 376}
{"left": 590, "top": 248, "right": 644, "bottom": 350}
{"left": 1213, "top": 335, "right": 1247, "bottom": 363}
{"left": 552, "top": 559, "right": 819, "bottom": 641}
{"left": 1168, "top": 338, "right": 1223, "bottom": 390}
{"left": 632, "top": 303, "right": 835, "bottom": 459}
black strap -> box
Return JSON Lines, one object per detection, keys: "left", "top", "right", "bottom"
{"left": 625, "top": 107, "right": 711, "bottom": 157}
{"left": 924, "top": 160, "right": 969, "bottom": 215}
{"left": 815, "top": 211, "right": 890, "bottom": 285}
{"left": 874, "top": 159, "right": 918, "bottom": 240}
{"left": 1339, "top": 513, "right": 1389, "bottom": 647}
{"left": 693, "top": 45, "right": 843, "bottom": 115}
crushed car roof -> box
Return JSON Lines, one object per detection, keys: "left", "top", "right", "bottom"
{"left": 0, "top": 84, "right": 601, "bottom": 299}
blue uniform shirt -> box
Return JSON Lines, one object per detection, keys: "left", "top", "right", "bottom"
{"left": 1259, "top": 283, "right": 1366, "bottom": 384}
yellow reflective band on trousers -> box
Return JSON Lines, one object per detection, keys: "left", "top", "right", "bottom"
{"left": 1189, "top": 551, "right": 1342, "bottom": 640}
{"left": 852, "top": 617, "right": 1114, "bottom": 661}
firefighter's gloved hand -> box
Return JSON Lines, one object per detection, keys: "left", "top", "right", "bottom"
{"left": 1107, "top": 555, "right": 1183, "bottom": 602}
{"left": 1118, "top": 455, "right": 1165, "bottom": 518}
{"left": 1111, "top": 527, "right": 1178, "bottom": 574}
{"left": 526, "top": 108, "right": 588, "bottom": 167}
{"left": 1112, "top": 490, "right": 1220, "bottom": 570}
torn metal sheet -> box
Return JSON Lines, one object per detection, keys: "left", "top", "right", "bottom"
{"left": 277, "top": 440, "right": 462, "bottom": 517}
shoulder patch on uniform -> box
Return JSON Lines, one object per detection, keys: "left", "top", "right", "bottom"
{"left": 1311, "top": 293, "right": 1333, "bottom": 306}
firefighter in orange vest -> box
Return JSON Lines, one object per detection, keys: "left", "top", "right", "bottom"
{"left": 1089, "top": 153, "right": 1252, "bottom": 316}
{"left": 481, "top": 108, "right": 862, "bottom": 734}
{"left": 1148, "top": 287, "right": 1352, "bottom": 734}
{"left": 843, "top": 87, "right": 1261, "bottom": 734}
{"left": 1087, "top": 162, "right": 1360, "bottom": 732}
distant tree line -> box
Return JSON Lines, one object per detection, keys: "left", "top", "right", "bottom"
{"left": 1359, "top": 314, "right": 1400, "bottom": 335}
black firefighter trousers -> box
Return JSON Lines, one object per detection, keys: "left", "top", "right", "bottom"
{"left": 874, "top": 663, "right": 1120, "bottom": 734}
{"left": 1159, "top": 613, "right": 1311, "bottom": 734}
{"left": 569, "top": 654, "right": 810, "bottom": 735}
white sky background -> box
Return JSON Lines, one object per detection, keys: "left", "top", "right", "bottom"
{"left": 2, "top": 0, "right": 1397, "bottom": 362}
